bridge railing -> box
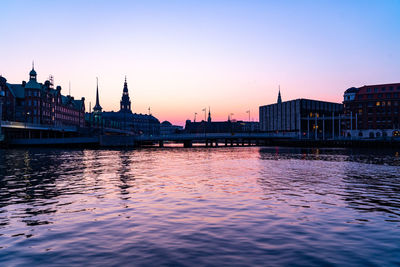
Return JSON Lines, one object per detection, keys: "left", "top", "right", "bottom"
{"left": 1, "top": 120, "right": 77, "bottom": 132}
{"left": 133, "top": 132, "right": 295, "bottom": 141}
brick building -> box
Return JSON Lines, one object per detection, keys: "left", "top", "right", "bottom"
{"left": 343, "top": 83, "right": 400, "bottom": 137}
{"left": 0, "top": 65, "right": 85, "bottom": 127}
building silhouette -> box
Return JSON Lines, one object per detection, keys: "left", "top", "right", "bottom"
{"left": 91, "top": 78, "right": 160, "bottom": 135}
{"left": 259, "top": 88, "right": 343, "bottom": 138}
{"left": 185, "top": 107, "right": 259, "bottom": 133}
{"left": 0, "top": 65, "right": 85, "bottom": 127}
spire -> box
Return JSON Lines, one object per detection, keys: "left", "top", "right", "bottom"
{"left": 120, "top": 76, "right": 132, "bottom": 113}
{"left": 32, "top": 60, "right": 34, "bottom": 70}
{"left": 123, "top": 76, "right": 128, "bottom": 92}
{"left": 93, "top": 77, "right": 102, "bottom": 112}
{"left": 207, "top": 107, "right": 212, "bottom": 122}
{"left": 277, "top": 85, "right": 282, "bottom": 104}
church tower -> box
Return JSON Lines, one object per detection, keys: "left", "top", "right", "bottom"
{"left": 120, "top": 76, "right": 132, "bottom": 113}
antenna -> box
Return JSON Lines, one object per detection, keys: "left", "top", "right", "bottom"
{"left": 69, "top": 81, "right": 71, "bottom": 96}
{"left": 148, "top": 107, "right": 151, "bottom": 115}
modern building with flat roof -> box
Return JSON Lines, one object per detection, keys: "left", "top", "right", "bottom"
{"left": 259, "top": 90, "right": 343, "bottom": 139}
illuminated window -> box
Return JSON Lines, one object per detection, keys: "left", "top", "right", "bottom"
{"left": 376, "top": 101, "right": 380, "bottom": 106}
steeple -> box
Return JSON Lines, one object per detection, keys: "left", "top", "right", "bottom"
{"left": 29, "top": 61, "right": 37, "bottom": 81}
{"left": 277, "top": 85, "right": 282, "bottom": 104}
{"left": 93, "top": 77, "right": 102, "bottom": 112}
{"left": 120, "top": 76, "right": 132, "bottom": 113}
{"left": 207, "top": 107, "right": 212, "bottom": 122}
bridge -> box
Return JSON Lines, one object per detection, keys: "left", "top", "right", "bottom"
{"left": 132, "top": 132, "right": 293, "bottom": 147}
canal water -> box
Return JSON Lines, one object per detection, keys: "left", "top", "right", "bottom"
{"left": 0, "top": 147, "right": 399, "bottom": 266}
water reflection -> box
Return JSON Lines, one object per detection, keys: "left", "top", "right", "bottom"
{"left": 257, "top": 147, "right": 400, "bottom": 219}
{"left": 0, "top": 147, "right": 399, "bottom": 266}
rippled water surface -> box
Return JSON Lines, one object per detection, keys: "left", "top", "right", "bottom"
{"left": 1, "top": 147, "right": 400, "bottom": 266}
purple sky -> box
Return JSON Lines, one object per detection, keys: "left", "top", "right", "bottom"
{"left": 1, "top": 0, "right": 400, "bottom": 125}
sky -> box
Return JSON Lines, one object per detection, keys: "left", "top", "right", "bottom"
{"left": 1, "top": 0, "right": 400, "bottom": 125}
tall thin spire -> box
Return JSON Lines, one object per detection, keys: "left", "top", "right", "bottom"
{"left": 277, "top": 85, "right": 282, "bottom": 104}
{"left": 32, "top": 60, "right": 34, "bottom": 70}
{"left": 207, "top": 107, "right": 212, "bottom": 122}
{"left": 93, "top": 77, "right": 102, "bottom": 112}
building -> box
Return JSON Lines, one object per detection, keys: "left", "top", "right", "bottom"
{"left": 259, "top": 90, "right": 343, "bottom": 139}
{"left": 343, "top": 83, "right": 400, "bottom": 138}
{"left": 160, "top": 121, "right": 183, "bottom": 135}
{"left": 0, "top": 65, "right": 85, "bottom": 127}
{"left": 184, "top": 108, "right": 259, "bottom": 133}
{"left": 90, "top": 77, "right": 160, "bottom": 135}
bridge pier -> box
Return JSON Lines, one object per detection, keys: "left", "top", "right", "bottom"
{"left": 215, "top": 140, "right": 218, "bottom": 147}
{"left": 183, "top": 140, "right": 192, "bottom": 148}
{"left": 225, "top": 139, "right": 228, "bottom": 146}
{"left": 159, "top": 140, "right": 164, "bottom": 147}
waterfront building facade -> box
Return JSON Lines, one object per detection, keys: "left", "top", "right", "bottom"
{"left": 91, "top": 78, "right": 160, "bottom": 135}
{"left": 185, "top": 108, "right": 260, "bottom": 133}
{"left": 259, "top": 91, "right": 343, "bottom": 139}
{"left": 343, "top": 83, "right": 400, "bottom": 138}
{"left": 0, "top": 66, "right": 85, "bottom": 127}
{"left": 160, "top": 121, "right": 183, "bottom": 135}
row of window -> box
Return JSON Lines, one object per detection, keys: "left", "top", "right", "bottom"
{"left": 365, "top": 86, "right": 400, "bottom": 93}
{"left": 359, "top": 93, "right": 399, "bottom": 99}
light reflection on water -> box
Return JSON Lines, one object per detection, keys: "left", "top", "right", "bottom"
{"left": 0, "top": 147, "right": 400, "bottom": 266}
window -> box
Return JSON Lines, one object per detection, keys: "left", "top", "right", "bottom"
{"left": 386, "top": 93, "right": 391, "bottom": 98}
{"left": 376, "top": 101, "right": 381, "bottom": 106}
{"left": 368, "top": 94, "right": 373, "bottom": 99}
{"left": 378, "top": 94, "right": 382, "bottom": 98}
{"left": 374, "top": 88, "right": 378, "bottom": 92}
{"left": 390, "top": 86, "right": 394, "bottom": 91}
{"left": 367, "top": 88, "right": 371, "bottom": 93}
{"left": 382, "top": 87, "right": 386, "bottom": 91}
